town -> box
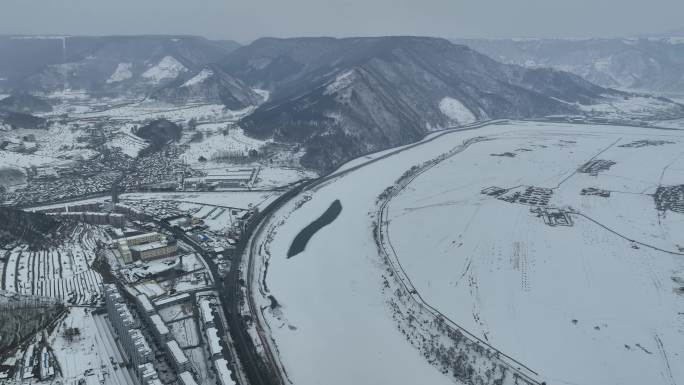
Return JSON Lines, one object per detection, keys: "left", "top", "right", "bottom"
{"left": 0, "top": 187, "right": 268, "bottom": 385}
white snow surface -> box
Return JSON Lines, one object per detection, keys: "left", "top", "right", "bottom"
{"left": 325, "top": 70, "right": 356, "bottom": 95}
{"left": 580, "top": 94, "right": 684, "bottom": 119}
{"left": 182, "top": 69, "right": 213, "bottom": 87}
{"left": 142, "top": 56, "right": 187, "bottom": 82}
{"left": 106, "top": 63, "right": 133, "bottom": 83}
{"left": 251, "top": 121, "right": 684, "bottom": 385}
{"left": 121, "top": 191, "right": 277, "bottom": 210}
{"left": 439, "top": 97, "right": 477, "bottom": 125}
{"left": 253, "top": 88, "right": 270, "bottom": 103}
{"left": 180, "top": 124, "right": 266, "bottom": 166}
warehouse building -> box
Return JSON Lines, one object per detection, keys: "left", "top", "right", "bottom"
{"left": 130, "top": 240, "right": 178, "bottom": 260}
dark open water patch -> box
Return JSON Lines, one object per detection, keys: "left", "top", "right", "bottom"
{"left": 287, "top": 199, "right": 342, "bottom": 258}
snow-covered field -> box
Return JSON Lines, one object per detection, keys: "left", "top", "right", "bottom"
{"left": 78, "top": 102, "right": 248, "bottom": 124}
{"left": 439, "top": 97, "right": 477, "bottom": 125}
{"left": 49, "top": 308, "right": 137, "bottom": 385}
{"left": 579, "top": 94, "right": 684, "bottom": 119}
{"left": 142, "top": 56, "right": 187, "bottom": 83}
{"left": 250, "top": 121, "right": 684, "bottom": 385}
{"left": 656, "top": 117, "right": 684, "bottom": 130}
{"left": 121, "top": 191, "right": 277, "bottom": 210}
{"left": 180, "top": 124, "right": 266, "bottom": 166}
{"left": 2, "top": 225, "right": 107, "bottom": 305}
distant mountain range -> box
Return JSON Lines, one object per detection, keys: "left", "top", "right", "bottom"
{"left": 2, "top": 34, "right": 684, "bottom": 172}
{"left": 222, "top": 36, "right": 682, "bottom": 171}
{"left": 148, "top": 64, "right": 263, "bottom": 109}
{"left": 0, "top": 35, "right": 243, "bottom": 99}
{"left": 455, "top": 37, "right": 684, "bottom": 93}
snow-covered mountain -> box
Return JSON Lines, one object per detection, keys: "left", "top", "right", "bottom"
{"left": 223, "top": 36, "right": 682, "bottom": 172}
{"left": 455, "top": 37, "right": 684, "bottom": 93}
{"left": 149, "top": 65, "right": 263, "bottom": 109}
{"left": 0, "top": 35, "right": 240, "bottom": 97}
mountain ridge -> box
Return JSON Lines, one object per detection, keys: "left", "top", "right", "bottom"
{"left": 225, "top": 36, "right": 625, "bottom": 171}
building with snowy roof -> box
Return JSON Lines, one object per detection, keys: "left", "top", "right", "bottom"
{"left": 126, "top": 329, "right": 153, "bottom": 371}
{"left": 135, "top": 293, "right": 155, "bottom": 315}
{"left": 179, "top": 371, "right": 199, "bottom": 385}
{"left": 124, "top": 232, "right": 163, "bottom": 246}
{"left": 206, "top": 327, "right": 223, "bottom": 359}
{"left": 166, "top": 340, "right": 191, "bottom": 372}
{"left": 130, "top": 240, "right": 178, "bottom": 261}
{"left": 214, "top": 358, "right": 236, "bottom": 385}
{"left": 198, "top": 297, "right": 215, "bottom": 328}
{"left": 149, "top": 314, "right": 171, "bottom": 342}
{"left": 103, "top": 284, "right": 155, "bottom": 380}
{"left": 139, "top": 363, "right": 159, "bottom": 384}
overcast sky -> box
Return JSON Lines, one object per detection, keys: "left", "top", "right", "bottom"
{"left": 1, "top": 0, "right": 682, "bottom": 43}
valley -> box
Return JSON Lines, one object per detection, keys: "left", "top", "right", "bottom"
{"left": 1, "top": 32, "right": 684, "bottom": 385}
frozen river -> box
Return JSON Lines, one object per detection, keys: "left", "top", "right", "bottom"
{"left": 250, "top": 121, "right": 684, "bottom": 385}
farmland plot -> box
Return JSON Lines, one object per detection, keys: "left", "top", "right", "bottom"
{"left": 3, "top": 225, "right": 108, "bottom": 305}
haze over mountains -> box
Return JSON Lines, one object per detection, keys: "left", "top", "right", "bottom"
{"left": 0, "top": 35, "right": 241, "bottom": 98}
{"left": 457, "top": 37, "right": 684, "bottom": 93}
{"left": 2, "top": 34, "right": 684, "bottom": 171}
{"left": 225, "top": 36, "right": 617, "bottom": 170}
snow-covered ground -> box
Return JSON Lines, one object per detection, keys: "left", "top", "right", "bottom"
{"left": 182, "top": 69, "right": 213, "bottom": 87}
{"left": 50, "top": 308, "right": 137, "bottom": 385}
{"left": 142, "top": 56, "right": 187, "bottom": 83}
{"left": 121, "top": 191, "right": 277, "bottom": 210}
{"left": 386, "top": 124, "right": 684, "bottom": 385}
{"left": 180, "top": 124, "right": 266, "bottom": 166}
{"left": 107, "top": 63, "right": 133, "bottom": 84}
{"left": 78, "top": 102, "right": 246, "bottom": 124}
{"left": 249, "top": 121, "right": 684, "bottom": 385}
{"left": 579, "top": 94, "right": 684, "bottom": 119}
{"left": 254, "top": 167, "right": 317, "bottom": 188}
{"left": 439, "top": 97, "right": 477, "bottom": 125}
{"left": 656, "top": 117, "right": 684, "bottom": 130}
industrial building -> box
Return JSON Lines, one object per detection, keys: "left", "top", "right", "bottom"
{"left": 123, "top": 232, "right": 163, "bottom": 246}
{"left": 116, "top": 232, "right": 178, "bottom": 262}
{"left": 130, "top": 240, "right": 178, "bottom": 260}
{"left": 184, "top": 167, "right": 258, "bottom": 189}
